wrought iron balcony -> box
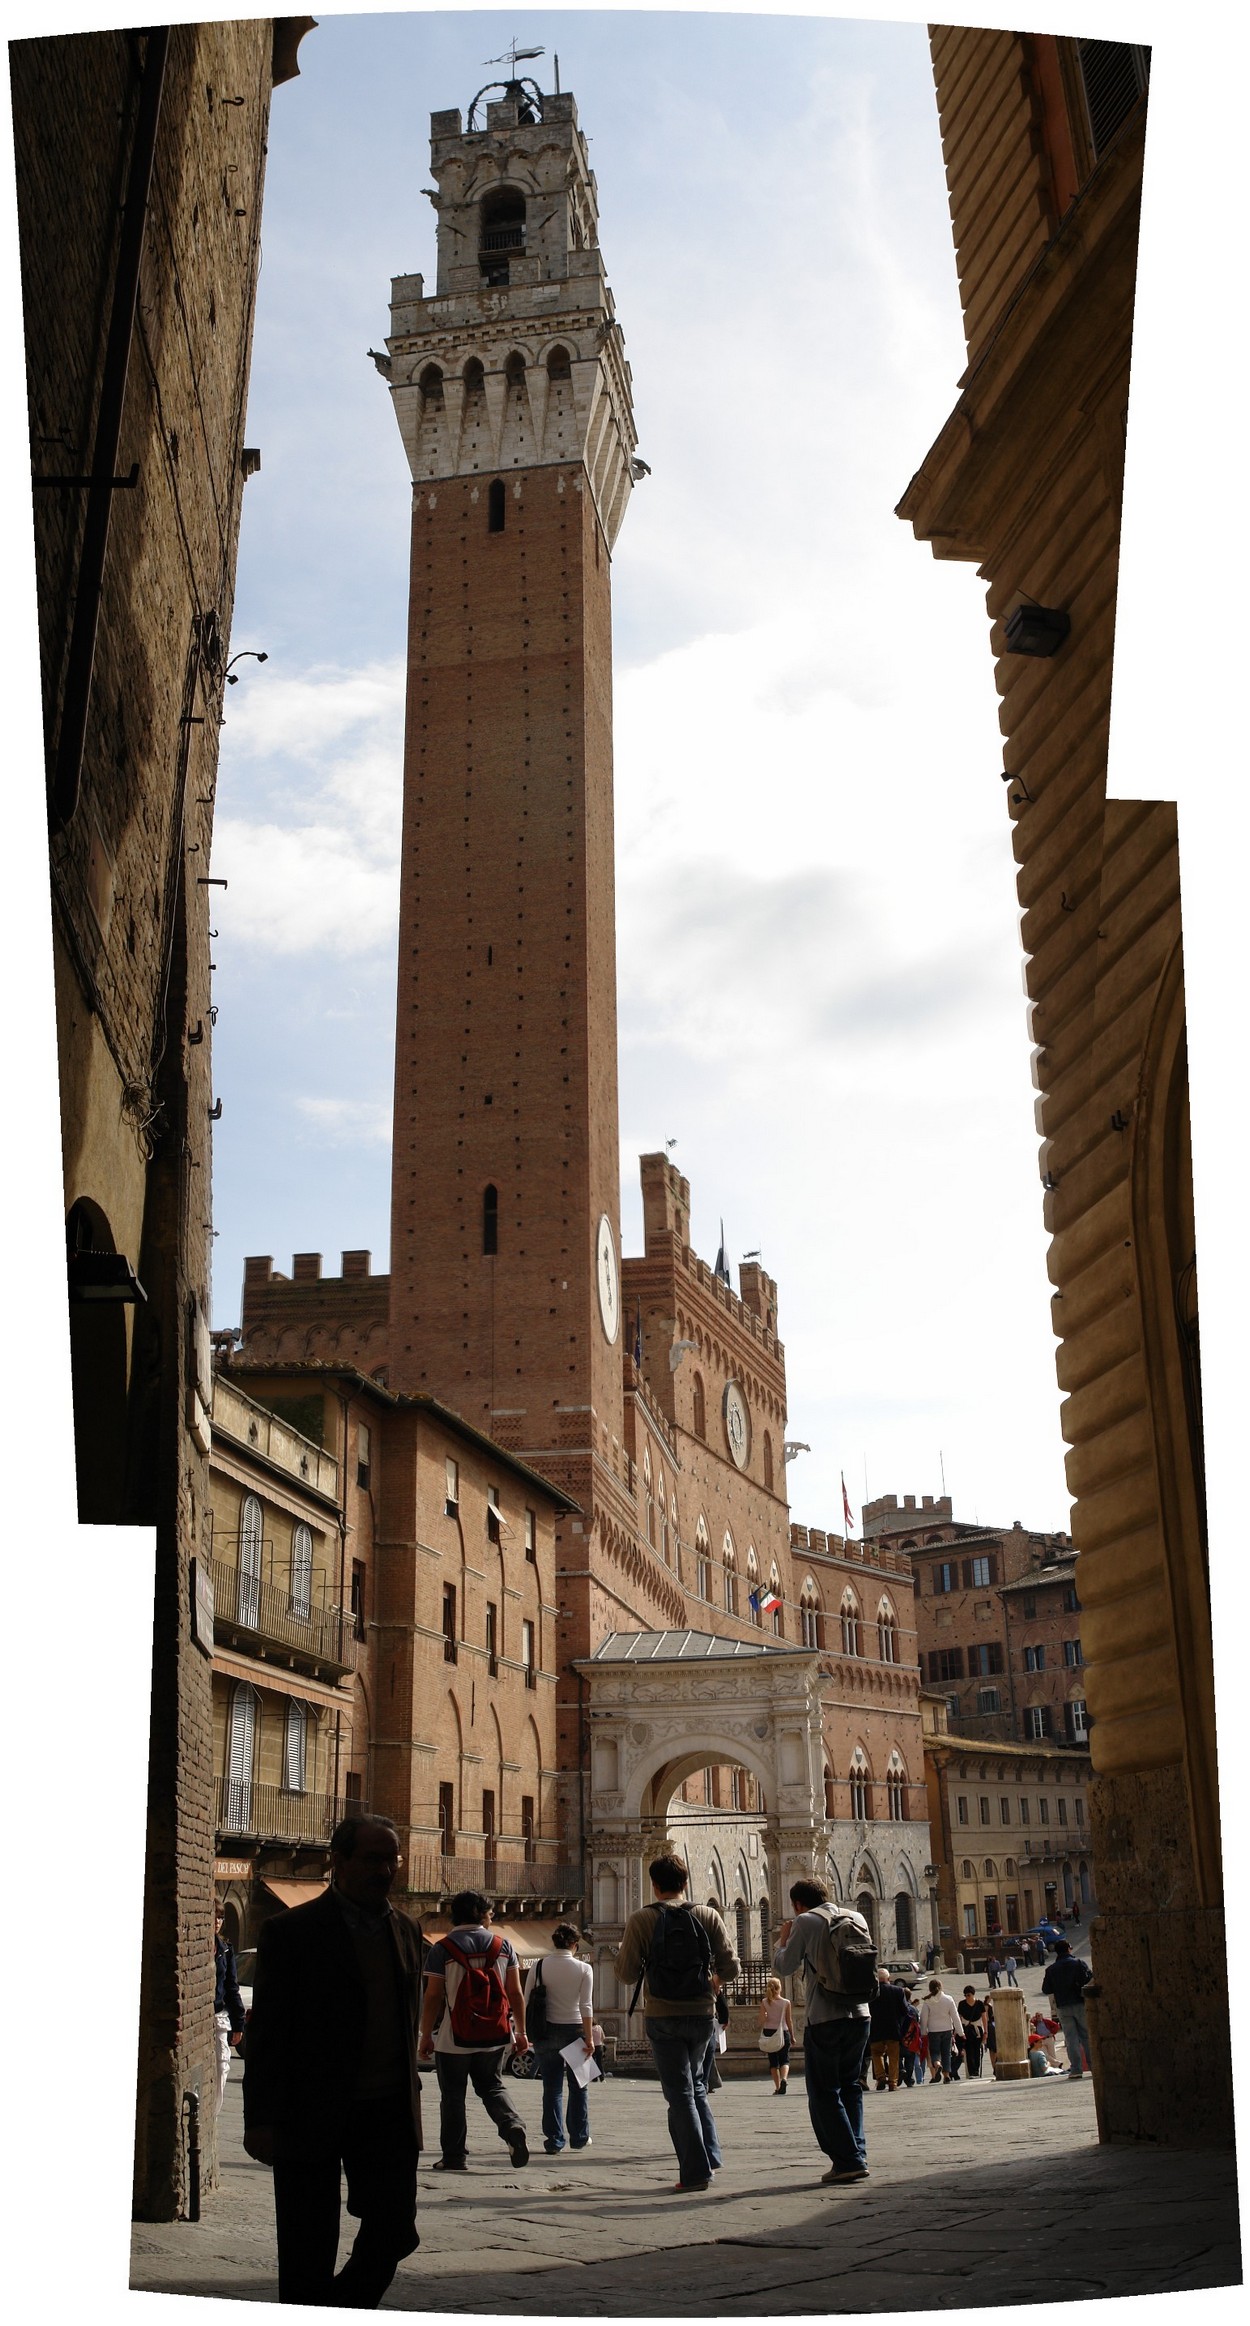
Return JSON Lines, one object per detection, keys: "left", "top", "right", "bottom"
{"left": 405, "top": 1853, "right": 585, "bottom": 1903}
{"left": 211, "top": 1554, "right": 356, "bottom": 1677}
{"left": 214, "top": 1777, "right": 351, "bottom": 1845}
{"left": 480, "top": 224, "right": 525, "bottom": 252}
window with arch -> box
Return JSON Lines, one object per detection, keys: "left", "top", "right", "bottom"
{"left": 239, "top": 1493, "right": 263, "bottom": 1628}
{"left": 418, "top": 362, "right": 444, "bottom": 408}
{"left": 983, "top": 1859, "right": 998, "bottom": 1879}
{"left": 290, "top": 1522, "right": 313, "bottom": 1620}
{"left": 283, "top": 1699, "right": 308, "bottom": 1794}
{"left": 722, "top": 1533, "right": 737, "bottom": 1616}
{"left": 735, "top": 1899, "right": 750, "bottom": 1961}
{"left": 840, "top": 1590, "right": 861, "bottom": 1656}
{"left": 463, "top": 355, "right": 485, "bottom": 394}
{"left": 886, "top": 1754, "right": 906, "bottom": 1821}
{"left": 893, "top": 1891, "right": 914, "bottom": 1952}
{"left": 746, "top": 1547, "right": 760, "bottom": 1624}
{"left": 643, "top": 1444, "right": 655, "bottom": 1547}
{"left": 225, "top": 1681, "right": 257, "bottom": 1824}
{"left": 482, "top": 1182, "right": 499, "bottom": 1252}
{"left": 876, "top": 1599, "right": 899, "bottom": 1662}
{"left": 759, "top": 1896, "right": 772, "bottom": 1955}
{"left": 692, "top": 1372, "right": 706, "bottom": 1440}
{"left": 658, "top": 1474, "right": 669, "bottom": 1563}
{"left": 479, "top": 188, "right": 526, "bottom": 283}
{"left": 849, "top": 1753, "right": 870, "bottom": 1821}
{"left": 961, "top": 1859, "right": 974, "bottom": 1880}
{"left": 546, "top": 342, "right": 572, "bottom": 380}
{"left": 696, "top": 1522, "right": 711, "bottom": 1602}
{"left": 487, "top": 479, "right": 506, "bottom": 534}
{"left": 769, "top": 1566, "right": 785, "bottom": 1638}
{"left": 799, "top": 1581, "right": 821, "bottom": 1650}
{"left": 823, "top": 1762, "right": 836, "bottom": 1819}
{"left": 763, "top": 1430, "right": 773, "bottom": 1492}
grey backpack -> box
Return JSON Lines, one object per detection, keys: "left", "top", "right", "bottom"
{"left": 807, "top": 1905, "right": 878, "bottom": 2002}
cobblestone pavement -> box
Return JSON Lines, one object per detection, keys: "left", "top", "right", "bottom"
{"left": 130, "top": 1972, "right": 1241, "bottom": 2315}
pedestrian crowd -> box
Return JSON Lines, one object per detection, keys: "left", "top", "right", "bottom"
{"left": 236, "top": 1816, "right": 1100, "bottom": 2306}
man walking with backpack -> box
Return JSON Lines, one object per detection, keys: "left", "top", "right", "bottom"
{"left": 417, "top": 1891, "right": 531, "bottom": 2169}
{"left": 616, "top": 1854, "right": 739, "bottom": 2193}
{"left": 774, "top": 1878, "right": 875, "bottom": 2185}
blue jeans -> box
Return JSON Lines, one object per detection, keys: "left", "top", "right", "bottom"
{"left": 645, "top": 2016, "right": 722, "bottom": 2185}
{"left": 1056, "top": 2002, "right": 1089, "bottom": 2073}
{"left": 802, "top": 2015, "right": 871, "bottom": 2174}
{"left": 538, "top": 2023, "right": 590, "bottom": 2149}
{"left": 928, "top": 2031, "right": 953, "bottom": 2077}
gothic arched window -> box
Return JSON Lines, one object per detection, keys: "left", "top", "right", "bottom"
{"left": 692, "top": 1372, "right": 706, "bottom": 1440}
{"left": 841, "top": 1591, "right": 861, "bottom": 1656}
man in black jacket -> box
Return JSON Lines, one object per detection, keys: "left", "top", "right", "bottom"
{"left": 1041, "top": 1938, "right": 1100, "bottom": 2080}
{"left": 243, "top": 1816, "right": 424, "bottom": 2306}
{"left": 869, "top": 1969, "right": 912, "bottom": 2090}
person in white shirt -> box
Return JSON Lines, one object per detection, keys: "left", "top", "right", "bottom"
{"left": 918, "top": 1980, "right": 962, "bottom": 2083}
{"left": 523, "top": 1924, "right": 595, "bottom": 2154}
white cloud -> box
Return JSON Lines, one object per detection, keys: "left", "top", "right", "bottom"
{"left": 213, "top": 658, "right": 405, "bottom": 956}
{"left": 295, "top": 1096, "right": 393, "bottom": 1146}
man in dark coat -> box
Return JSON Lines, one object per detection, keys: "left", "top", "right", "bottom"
{"left": 243, "top": 1816, "right": 424, "bottom": 2307}
{"left": 868, "top": 1969, "right": 912, "bottom": 2090}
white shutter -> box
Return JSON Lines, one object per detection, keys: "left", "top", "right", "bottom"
{"left": 239, "top": 1495, "right": 263, "bottom": 1626}
{"left": 290, "top": 1523, "right": 312, "bottom": 1619}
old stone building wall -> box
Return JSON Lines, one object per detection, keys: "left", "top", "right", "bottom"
{"left": 900, "top": 29, "right": 1227, "bottom": 2144}
{"left": 13, "top": 17, "right": 314, "bottom": 2219}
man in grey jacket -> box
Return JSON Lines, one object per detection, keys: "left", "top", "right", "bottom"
{"left": 773, "top": 1877, "right": 872, "bottom": 2185}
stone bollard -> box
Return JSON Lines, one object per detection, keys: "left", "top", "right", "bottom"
{"left": 992, "top": 1984, "right": 1030, "bottom": 2080}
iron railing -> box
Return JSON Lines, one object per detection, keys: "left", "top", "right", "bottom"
{"left": 405, "top": 1853, "right": 585, "bottom": 1901}
{"left": 214, "top": 1777, "right": 351, "bottom": 1844}
{"left": 480, "top": 224, "right": 525, "bottom": 252}
{"left": 211, "top": 1554, "right": 356, "bottom": 1673}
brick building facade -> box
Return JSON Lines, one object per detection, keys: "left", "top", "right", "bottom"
{"left": 13, "top": 15, "right": 313, "bottom": 2221}
{"left": 898, "top": 29, "right": 1229, "bottom": 2144}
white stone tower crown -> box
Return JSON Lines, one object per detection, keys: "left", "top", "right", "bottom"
{"left": 384, "top": 84, "right": 638, "bottom": 547}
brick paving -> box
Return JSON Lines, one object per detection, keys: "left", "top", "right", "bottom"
{"left": 130, "top": 1971, "right": 1241, "bottom": 2314}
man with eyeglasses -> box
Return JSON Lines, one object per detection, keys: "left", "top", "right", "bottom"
{"left": 243, "top": 1815, "right": 425, "bottom": 2306}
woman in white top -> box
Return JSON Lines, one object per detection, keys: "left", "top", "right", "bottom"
{"left": 918, "top": 1979, "right": 962, "bottom": 2083}
{"left": 523, "top": 1924, "right": 595, "bottom": 2153}
{"left": 757, "top": 1975, "right": 795, "bottom": 2095}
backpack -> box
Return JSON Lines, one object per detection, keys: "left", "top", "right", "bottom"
{"left": 628, "top": 1902, "right": 713, "bottom": 2012}
{"left": 442, "top": 1933, "right": 513, "bottom": 2048}
{"left": 526, "top": 1958, "right": 548, "bottom": 2044}
{"left": 806, "top": 1905, "right": 878, "bottom": 2003}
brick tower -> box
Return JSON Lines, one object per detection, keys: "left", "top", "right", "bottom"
{"left": 382, "top": 77, "right": 638, "bottom": 1549}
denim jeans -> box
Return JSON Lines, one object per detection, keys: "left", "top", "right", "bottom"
{"left": 801, "top": 2015, "right": 871, "bottom": 2173}
{"left": 1056, "top": 2003, "right": 1089, "bottom": 2073}
{"left": 927, "top": 2031, "right": 953, "bottom": 2078}
{"left": 538, "top": 2023, "right": 590, "bottom": 2149}
{"left": 645, "top": 2016, "right": 722, "bottom": 2185}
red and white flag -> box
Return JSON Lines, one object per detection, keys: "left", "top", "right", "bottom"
{"left": 841, "top": 1473, "right": 855, "bottom": 1535}
{"left": 758, "top": 1587, "right": 782, "bottom": 1615}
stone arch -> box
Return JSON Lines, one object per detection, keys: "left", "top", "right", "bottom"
{"left": 631, "top": 1732, "right": 774, "bottom": 1823}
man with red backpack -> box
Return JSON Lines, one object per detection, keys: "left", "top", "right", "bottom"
{"left": 418, "top": 1891, "right": 531, "bottom": 2170}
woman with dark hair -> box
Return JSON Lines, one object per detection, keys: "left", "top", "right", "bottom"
{"left": 523, "top": 1924, "right": 595, "bottom": 2154}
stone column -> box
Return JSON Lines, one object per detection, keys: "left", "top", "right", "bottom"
{"left": 991, "top": 1984, "right": 1030, "bottom": 2080}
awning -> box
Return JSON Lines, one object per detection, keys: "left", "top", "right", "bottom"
{"left": 415, "top": 1914, "right": 552, "bottom": 1958}
{"left": 261, "top": 1877, "right": 330, "bottom": 1909}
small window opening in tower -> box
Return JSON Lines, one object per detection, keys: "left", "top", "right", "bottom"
{"left": 463, "top": 356, "right": 485, "bottom": 395}
{"left": 504, "top": 350, "right": 526, "bottom": 390}
{"left": 488, "top": 479, "right": 506, "bottom": 532}
{"left": 547, "top": 344, "right": 572, "bottom": 381}
{"left": 483, "top": 1184, "right": 498, "bottom": 1255}
{"left": 419, "top": 363, "right": 444, "bottom": 409}
{"left": 480, "top": 187, "right": 526, "bottom": 284}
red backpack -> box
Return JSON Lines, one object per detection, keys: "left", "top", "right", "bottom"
{"left": 442, "top": 1933, "right": 512, "bottom": 2048}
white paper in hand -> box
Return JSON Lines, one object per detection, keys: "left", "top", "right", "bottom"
{"left": 560, "top": 2038, "right": 602, "bottom": 2087}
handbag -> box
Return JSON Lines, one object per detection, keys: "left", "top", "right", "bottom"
{"left": 716, "top": 2024, "right": 728, "bottom": 2053}
{"left": 759, "top": 2025, "right": 786, "bottom": 2053}
{"left": 526, "top": 1959, "right": 547, "bottom": 2044}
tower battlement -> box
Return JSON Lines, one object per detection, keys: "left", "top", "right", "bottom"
{"left": 383, "top": 83, "right": 637, "bottom": 548}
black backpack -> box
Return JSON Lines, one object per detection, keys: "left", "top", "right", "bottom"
{"left": 629, "top": 1902, "right": 713, "bottom": 2012}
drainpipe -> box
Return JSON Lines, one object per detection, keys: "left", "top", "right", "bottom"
{"left": 49, "top": 26, "right": 170, "bottom": 829}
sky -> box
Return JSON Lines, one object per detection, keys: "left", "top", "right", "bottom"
{"left": 207, "top": 4, "right": 1073, "bottom": 1538}
{"left": 4, "top": 7, "right": 1248, "bottom": 2323}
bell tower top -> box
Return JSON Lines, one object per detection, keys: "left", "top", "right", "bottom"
{"left": 384, "top": 77, "right": 638, "bottom": 548}
{"left": 426, "top": 85, "right": 600, "bottom": 299}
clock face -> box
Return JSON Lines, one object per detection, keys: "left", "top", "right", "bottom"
{"left": 595, "top": 1214, "right": 620, "bottom": 1344}
{"left": 723, "top": 1379, "right": 750, "bottom": 1469}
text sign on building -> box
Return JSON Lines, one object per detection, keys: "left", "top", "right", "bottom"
{"left": 214, "top": 1859, "right": 251, "bottom": 1881}
{"left": 190, "top": 1556, "right": 214, "bottom": 1657}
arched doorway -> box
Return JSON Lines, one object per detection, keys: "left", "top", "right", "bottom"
{"left": 855, "top": 1890, "right": 877, "bottom": 1941}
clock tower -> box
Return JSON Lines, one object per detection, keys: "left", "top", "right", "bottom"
{"left": 382, "top": 74, "right": 638, "bottom": 1539}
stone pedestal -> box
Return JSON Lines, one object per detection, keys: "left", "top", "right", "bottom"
{"left": 991, "top": 1984, "right": 1030, "bottom": 2079}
